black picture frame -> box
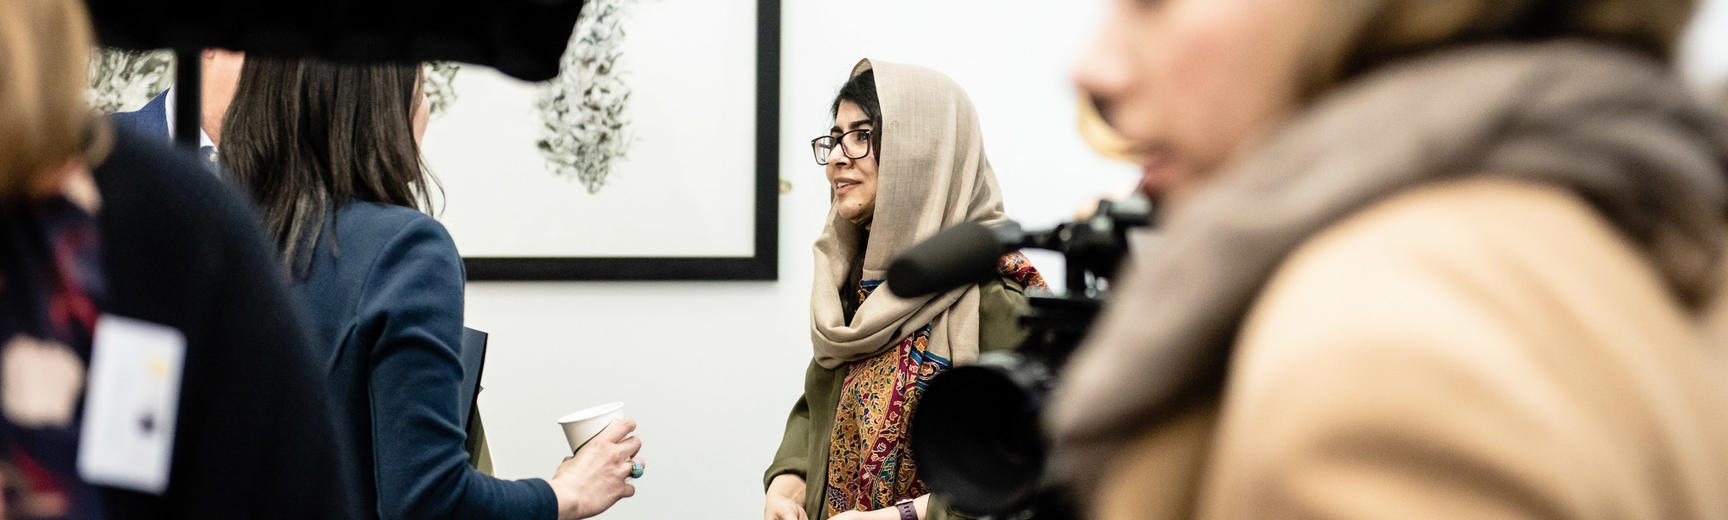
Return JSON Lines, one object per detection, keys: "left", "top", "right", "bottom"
{"left": 463, "top": 0, "right": 779, "bottom": 281}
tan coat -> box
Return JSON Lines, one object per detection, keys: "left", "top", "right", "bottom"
{"left": 1095, "top": 179, "right": 1728, "bottom": 519}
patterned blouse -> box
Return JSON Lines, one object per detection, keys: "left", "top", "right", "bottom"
{"left": 0, "top": 196, "right": 107, "bottom": 520}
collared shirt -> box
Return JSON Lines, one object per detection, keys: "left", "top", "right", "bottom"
{"left": 162, "top": 87, "right": 217, "bottom": 149}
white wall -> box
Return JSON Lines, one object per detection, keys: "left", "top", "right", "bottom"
{"left": 470, "top": 2, "right": 1728, "bottom": 518}
{"left": 464, "top": 2, "right": 1135, "bottom": 519}
{"left": 1685, "top": 0, "right": 1728, "bottom": 90}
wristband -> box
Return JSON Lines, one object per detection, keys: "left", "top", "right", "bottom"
{"left": 895, "top": 498, "right": 918, "bottom": 520}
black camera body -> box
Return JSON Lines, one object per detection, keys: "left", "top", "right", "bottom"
{"left": 887, "top": 197, "right": 1153, "bottom": 519}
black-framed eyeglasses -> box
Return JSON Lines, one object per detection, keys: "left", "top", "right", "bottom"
{"left": 810, "top": 129, "right": 873, "bottom": 165}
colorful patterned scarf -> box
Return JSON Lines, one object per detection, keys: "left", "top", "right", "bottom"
{"left": 0, "top": 197, "right": 106, "bottom": 520}
{"left": 825, "top": 252, "right": 1046, "bottom": 516}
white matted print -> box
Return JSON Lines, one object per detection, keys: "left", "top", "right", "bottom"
{"left": 423, "top": 0, "right": 779, "bottom": 280}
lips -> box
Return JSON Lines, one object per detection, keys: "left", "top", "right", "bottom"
{"left": 833, "top": 178, "right": 861, "bottom": 196}
{"left": 1137, "top": 147, "right": 1174, "bottom": 198}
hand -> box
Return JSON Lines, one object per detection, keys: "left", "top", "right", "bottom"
{"left": 548, "top": 418, "right": 644, "bottom": 520}
{"left": 763, "top": 474, "right": 807, "bottom": 520}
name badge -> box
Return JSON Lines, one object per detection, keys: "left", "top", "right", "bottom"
{"left": 77, "top": 315, "right": 185, "bottom": 495}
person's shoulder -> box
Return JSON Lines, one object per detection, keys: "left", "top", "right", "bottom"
{"left": 1240, "top": 177, "right": 1658, "bottom": 364}
{"left": 339, "top": 201, "right": 443, "bottom": 235}
{"left": 1205, "top": 178, "right": 1723, "bottom": 517}
{"left": 94, "top": 124, "right": 249, "bottom": 241}
{"left": 1302, "top": 177, "right": 1610, "bottom": 255}
{"left": 91, "top": 124, "right": 299, "bottom": 339}
{"left": 337, "top": 202, "right": 459, "bottom": 270}
{"left": 107, "top": 92, "right": 169, "bottom": 137}
{"left": 1269, "top": 177, "right": 1636, "bottom": 300}
{"left": 339, "top": 203, "right": 464, "bottom": 313}
{"left": 336, "top": 200, "right": 452, "bottom": 243}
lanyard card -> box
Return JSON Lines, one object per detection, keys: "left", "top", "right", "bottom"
{"left": 77, "top": 314, "right": 185, "bottom": 495}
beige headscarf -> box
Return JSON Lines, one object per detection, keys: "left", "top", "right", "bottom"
{"left": 810, "top": 59, "right": 1007, "bottom": 369}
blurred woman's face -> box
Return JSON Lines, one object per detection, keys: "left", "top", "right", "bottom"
{"left": 1076, "top": 0, "right": 1320, "bottom": 206}
{"left": 827, "top": 101, "right": 879, "bottom": 226}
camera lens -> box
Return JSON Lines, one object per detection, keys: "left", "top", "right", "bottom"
{"left": 913, "top": 355, "right": 1051, "bottom": 515}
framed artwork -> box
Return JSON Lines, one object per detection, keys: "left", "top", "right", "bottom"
{"left": 82, "top": 0, "right": 779, "bottom": 281}
{"left": 87, "top": 48, "right": 174, "bottom": 114}
{"left": 421, "top": 0, "right": 780, "bottom": 281}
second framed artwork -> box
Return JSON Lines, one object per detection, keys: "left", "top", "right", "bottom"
{"left": 421, "top": 0, "right": 779, "bottom": 281}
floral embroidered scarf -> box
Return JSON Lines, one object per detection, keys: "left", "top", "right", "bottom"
{"left": 825, "top": 252, "right": 1046, "bottom": 516}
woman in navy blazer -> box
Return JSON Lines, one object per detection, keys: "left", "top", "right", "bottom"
{"left": 217, "top": 57, "right": 643, "bottom": 520}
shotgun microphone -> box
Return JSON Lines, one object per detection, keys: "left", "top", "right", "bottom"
{"left": 886, "top": 221, "right": 1029, "bottom": 298}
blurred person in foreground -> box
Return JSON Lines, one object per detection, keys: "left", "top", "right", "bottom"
{"left": 1051, "top": 0, "right": 1728, "bottom": 518}
{"left": 0, "top": 0, "right": 360, "bottom": 517}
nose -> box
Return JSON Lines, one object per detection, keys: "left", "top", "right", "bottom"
{"left": 1073, "top": 18, "right": 1131, "bottom": 106}
{"left": 827, "top": 140, "right": 850, "bottom": 167}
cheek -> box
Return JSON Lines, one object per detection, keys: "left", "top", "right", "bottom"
{"left": 860, "top": 160, "right": 881, "bottom": 204}
{"left": 1164, "top": 0, "right": 1308, "bottom": 169}
{"left": 413, "top": 105, "right": 430, "bottom": 145}
{"left": 858, "top": 157, "right": 880, "bottom": 187}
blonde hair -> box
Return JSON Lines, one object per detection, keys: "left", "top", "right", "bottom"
{"left": 0, "top": 0, "right": 106, "bottom": 205}
{"left": 1301, "top": 0, "right": 1697, "bottom": 97}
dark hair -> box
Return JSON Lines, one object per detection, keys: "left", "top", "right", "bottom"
{"left": 221, "top": 57, "right": 434, "bottom": 277}
{"left": 831, "top": 69, "right": 881, "bottom": 154}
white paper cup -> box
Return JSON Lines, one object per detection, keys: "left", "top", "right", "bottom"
{"left": 558, "top": 402, "right": 624, "bottom": 453}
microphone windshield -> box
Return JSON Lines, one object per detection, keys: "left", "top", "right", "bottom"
{"left": 887, "top": 222, "right": 1007, "bottom": 298}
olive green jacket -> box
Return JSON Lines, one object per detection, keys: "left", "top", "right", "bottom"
{"left": 766, "top": 276, "right": 1031, "bottom": 520}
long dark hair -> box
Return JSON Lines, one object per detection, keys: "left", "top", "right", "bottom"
{"left": 831, "top": 70, "right": 881, "bottom": 155}
{"left": 221, "top": 57, "right": 434, "bottom": 277}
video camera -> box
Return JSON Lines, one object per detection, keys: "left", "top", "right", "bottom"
{"left": 886, "top": 196, "right": 1154, "bottom": 519}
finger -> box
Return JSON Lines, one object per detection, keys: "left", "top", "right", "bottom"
{"left": 616, "top": 436, "right": 643, "bottom": 458}
{"left": 599, "top": 418, "right": 638, "bottom": 443}
{"left": 621, "top": 483, "right": 637, "bottom": 498}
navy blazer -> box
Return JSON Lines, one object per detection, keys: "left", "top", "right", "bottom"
{"left": 110, "top": 91, "right": 170, "bottom": 139}
{"left": 294, "top": 202, "right": 556, "bottom": 520}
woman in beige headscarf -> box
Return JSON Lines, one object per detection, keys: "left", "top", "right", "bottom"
{"left": 763, "top": 59, "right": 1046, "bottom": 520}
{"left": 1053, "top": 0, "right": 1728, "bottom": 518}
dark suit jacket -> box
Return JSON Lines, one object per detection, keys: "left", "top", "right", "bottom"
{"left": 92, "top": 125, "right": 364, "bottom": 518}
{"left": 109, "top": 91, "right": 170, "bottom": 138}
{"left": 294, "top": 202, "right": 556, "bottom": 520}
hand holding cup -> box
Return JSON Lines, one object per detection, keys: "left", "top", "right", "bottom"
{"left": 548, "top": 405, "right": 644, "bottom": 520}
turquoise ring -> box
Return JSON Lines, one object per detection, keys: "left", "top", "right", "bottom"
{"left": 629, "top": 460, "right": 645, "bottom": 479}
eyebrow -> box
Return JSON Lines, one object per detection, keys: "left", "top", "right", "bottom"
{"left": 830, "top": 119, "right": 873, "bottom": 134}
